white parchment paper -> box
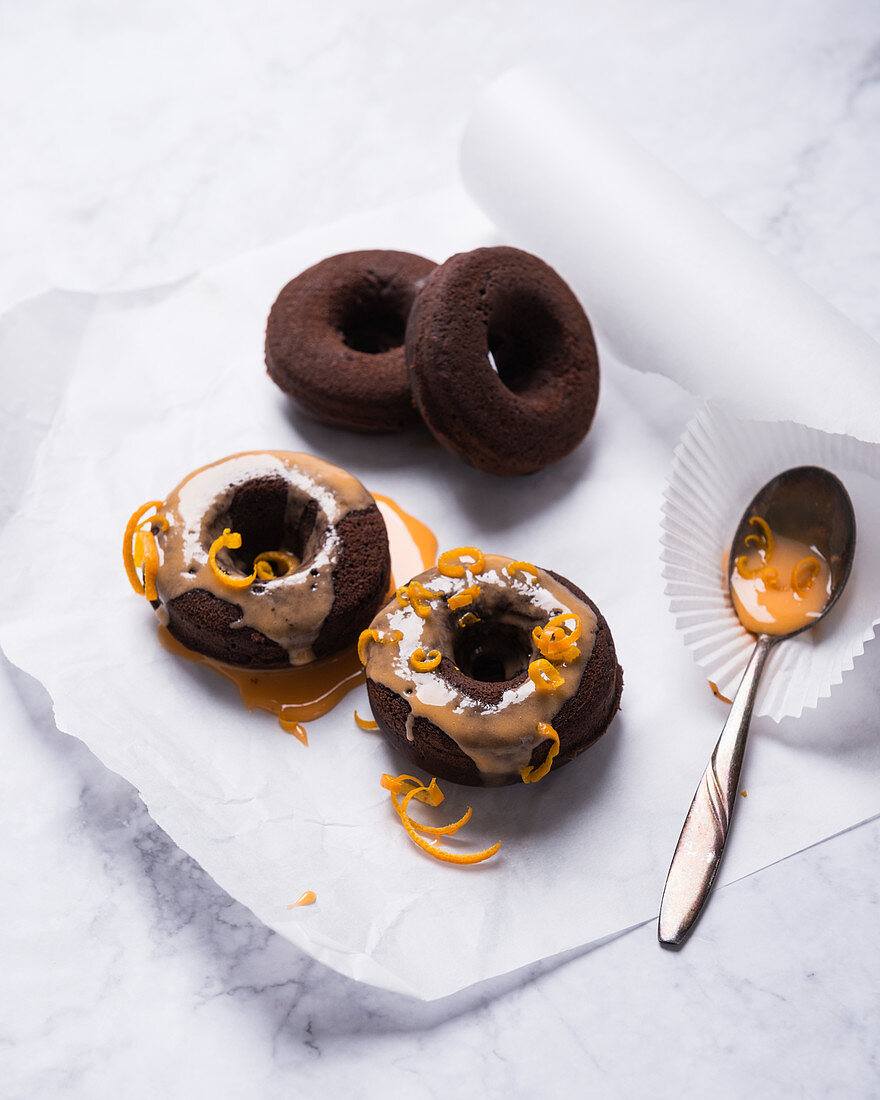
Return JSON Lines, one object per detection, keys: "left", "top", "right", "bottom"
{"left": 2, "top": 189, "right": 880, "bottom": 999}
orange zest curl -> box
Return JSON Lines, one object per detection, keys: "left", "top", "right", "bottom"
{"left": 397, "top": 789, "right": 489, "bottom": 859}
{"left": 735, "top": 555, "right": 758, "bottom": 580}
{"left": 208, "top": 529, "right": 256, "bottom": 589}
{"left": 357, "top": 627, "right": 403, "bottom": 666}
{"left": 358, "top": 629, "right": 379, "bottom": 665}
{"left": 735, "top": 555, "right": 779, "bottom": 583}
{"left": 380, "top": 773, "right": 499, "bottom": 864}
{"left": 354, "top": 709, "right": 379, "bottom": 730}
{"left": 253, "top": 549, "right": 299, "bottom": 580}
{"left": 447, "top": 584, "right": 481, "bottom": 611}
{"left": 544, "top": 612, "right": 582, "bottom": 645}
{"left": 528, "top": 658, "right": 564, "bottom": 693}
{"left": 381, "top": 774, "right": 470, "bottom": 835}
{"left": 396, "top": 579, "right": 443, "bottom": 618}
{"left": 736, "top": 521, "right": 820, "bottom": 595}
{"left": 381, "top": 773, "right": 430, "bottom": 799}
{"left": 792, "top": 556, "right": 820, "bottom": 594}
{"left": 532, "top": 612, "right": 582, "bottom": 663}
{"left": 134, "top": 530, "right": 160, "bottom": 601}
{"left": 123, "top": 500, "right": 168, "bottom": 598}
{"left": 505, "top": 560, "right": 538, "bottom": 579}
{"left": 438, "top": 546, "right": 485, "bottom": 578}
{"left": 737, "top": 516, "right": 777, "bottom": 579}
{"left": 457, "top": 612, "right": 481, "bottom": 628}
{"left": 736, "top": 560, "right": 781, "bottom": 590}
{"left": 744, "top": 515, "right": 774, "bottom": 555}
{"left": 556, "top": 645, "right": 580, "bottom": 662}
{"left": 520, "top": 722, "right": 560, "bottom": 784}
{"left": 410, "top": 647, "right": 442, "bottom": 672}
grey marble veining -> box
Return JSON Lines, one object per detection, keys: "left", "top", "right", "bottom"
{"left": 2, "top": 1, "right": 880, "bottom": 1096}
{"left": 5, "top": 640, "right": 879, "bottom": 1097}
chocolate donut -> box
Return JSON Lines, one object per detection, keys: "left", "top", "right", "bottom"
{"left": 405, "top": 246, "right": 600, "bottom": 476}
{"left": 360, "top": 549, "right": 622, "bottom": 786}
{"left": 126, "top": 452, "right": 390, "bottom": 668}
{"left": 265, "top": 250, "right": 436, "bottom": 433}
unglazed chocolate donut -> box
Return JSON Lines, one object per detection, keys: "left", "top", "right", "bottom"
{"left": 405, "top": 246, "right": 599, "bottom": 475}
{"left": 125, "top": 452, "right": 390, "bottom": 668}
{"left": 360, "top": 549, "right": 622, "bottom": 786}
{"left": 265, "top": 250, "right": 436, "bottom": 433}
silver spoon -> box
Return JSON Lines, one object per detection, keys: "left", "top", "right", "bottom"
{"left": 658, "top": 465, "right": 856, "bottom": 946}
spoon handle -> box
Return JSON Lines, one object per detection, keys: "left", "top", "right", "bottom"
{"left": 658, "top": 633, "right": 777, "bottom": 945}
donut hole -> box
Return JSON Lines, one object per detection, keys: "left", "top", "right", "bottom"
{"left": 339, "top": 291, "right": 407, "bottom": 355}
{"left": 487, "top": 290, "right": 562, "bottom": 395}
{"left": 453, "top": 621, "right": 532, "bottom": 683}
{"left": 210, "top": 478, "right": 322, "bottom": 580}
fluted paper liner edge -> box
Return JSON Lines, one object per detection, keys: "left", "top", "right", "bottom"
{"left": 661, "top": 403, "right": 880, "bottom": 721}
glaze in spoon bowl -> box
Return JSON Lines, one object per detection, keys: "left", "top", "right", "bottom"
{"left": 727, "top": 465, "right": 855, "bottom": 639}
{"left": 658, "top": 465, "right": 856, "bottom": 946}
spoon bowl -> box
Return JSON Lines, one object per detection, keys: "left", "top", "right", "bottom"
{"left": 728, "top": 465, "right": 856, "bottom": 639}
{"left": 659, "top": 465, "right": 856, "bottom": 946}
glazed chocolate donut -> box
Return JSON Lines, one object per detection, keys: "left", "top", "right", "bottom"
{"left": 265, "top": 250, "right": 436, "bottom": 433}
{"left": 360, "top": 549, "right": 622, "bottom": 786}
{"left": 126, "top": 452, "right": 390, "bottom": 668}
{"left": 405, "top": 246, "right": 599, "bottom": 475}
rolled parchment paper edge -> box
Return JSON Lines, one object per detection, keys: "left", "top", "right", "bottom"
{"left": 461, "top": 65, "right": 880, "bottom": 445}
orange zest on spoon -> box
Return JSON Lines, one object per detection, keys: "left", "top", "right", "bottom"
{"left": 730, "top": 514, "right": 832, "bottom": 635}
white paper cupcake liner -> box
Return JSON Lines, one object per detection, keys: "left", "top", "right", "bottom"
{"left": 661, "top": 402, "right": 880, "bottom": 721}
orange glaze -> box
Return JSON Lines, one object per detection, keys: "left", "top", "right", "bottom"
{"left": 729, "top": 524, "right": 832, "bottom": 636}
{"left": 373, "top": 494, "right": 437, "bottom": 593}
{"left": 158, "top": 628, "right": 363, "bottom": 743}
{"left": 286, "top": 891, "right": 316, "bottom": 908}
{"left": 158, "top": 493, "right": 436, "bottom": 739}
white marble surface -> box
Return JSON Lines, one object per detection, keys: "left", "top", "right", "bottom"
{"left": 2, "top": 1, "right": 880, "bottom": 1096}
